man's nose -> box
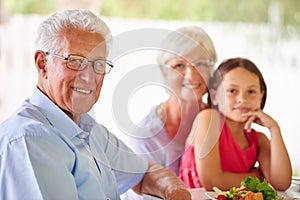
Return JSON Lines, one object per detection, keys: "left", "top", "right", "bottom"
{"left": 78, "top": 62, "right": 96, "bottom": 82}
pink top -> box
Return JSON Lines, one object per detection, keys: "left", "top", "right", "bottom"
{"left": 179, "top": 118, "right": 259, "bottom": 188}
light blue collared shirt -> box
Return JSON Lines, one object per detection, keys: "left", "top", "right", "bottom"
{"left": 0, "top": 87, "right": 148, "bottom": 200}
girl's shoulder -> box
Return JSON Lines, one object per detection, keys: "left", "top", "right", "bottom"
{"left": 196, "top": 108, "right": 220, "bottom": 121}
{"left": 189, "top": 109, "right": 221, "bottom": 140}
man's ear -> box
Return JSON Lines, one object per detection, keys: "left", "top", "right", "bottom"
{"left": 34, "top": 50, "right": 48, "bottom": 77}
{"left": 209, "top": 89, "right": 218, "bottom": 106}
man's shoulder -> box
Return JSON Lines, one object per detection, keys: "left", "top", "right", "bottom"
{"left": 0, "top": 101, "right": 48, "bottom": 142}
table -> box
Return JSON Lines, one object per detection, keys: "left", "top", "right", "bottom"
{"left": 183, "top": 188, "right": 300, "bottom": 200}
{"left": 143, "top": 186, "right": 300, "bottom": 200}
{"left": 143, "top": 188, "right": 207, "bottom": 199}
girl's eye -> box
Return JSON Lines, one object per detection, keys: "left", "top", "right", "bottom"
{"left": 227, "top": 89, "right": 237, "bottom": 94}
{"left": 249, "top": 89, "right": 257, "bottom": 94}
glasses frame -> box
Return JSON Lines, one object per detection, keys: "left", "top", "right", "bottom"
{"left": 163, "top": 59, "right": 214, "bottom": 72}
{"left": 45, "top": 52, "right": 113, "bottom": 75}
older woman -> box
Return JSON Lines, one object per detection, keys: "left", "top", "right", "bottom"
{"left": 122, "top": 26, "right": 217, "bottom": 199}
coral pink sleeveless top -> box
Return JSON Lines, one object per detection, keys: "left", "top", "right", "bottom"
{"left": 179, "top": 118, "right": 259, "bottom": 188}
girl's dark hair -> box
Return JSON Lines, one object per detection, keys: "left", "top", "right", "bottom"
{"left": 208, "top": 57, "right": 267, "bottom": 109}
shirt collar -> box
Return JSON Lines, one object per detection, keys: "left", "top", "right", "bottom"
{"left": 30, "top": 87, "right": 84, "bottom": 139}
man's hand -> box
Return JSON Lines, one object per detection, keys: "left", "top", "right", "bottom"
{"left": 164, "top": 184, "right": 192, "bottom": 200}
{"left": 133, "top": 163, "right": 191, "bottom": 200}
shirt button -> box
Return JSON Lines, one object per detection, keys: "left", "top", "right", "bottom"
{"left": 79, "top": 133, "right": 86, "bottom": 139}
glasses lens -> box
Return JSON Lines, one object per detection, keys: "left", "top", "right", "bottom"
{"left": 194, "top": 60, "right": 213, "bottom": 69}
{"left": 67, "top": 55, "right": 86, "bottom": 70}
{"left": 93, "top": 60, "right": 107, "bottom": 74}
{"left": 66, "top": 55, "right": 112, "bottom": 74}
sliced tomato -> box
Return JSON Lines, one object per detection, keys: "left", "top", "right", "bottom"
{"left": 216, "top": 194, "right": 228, "bottom": 200}
{"left": 236, "top": 186, "right": 248, "bottom": 193}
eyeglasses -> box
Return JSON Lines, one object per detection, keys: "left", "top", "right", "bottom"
{"left": 163, "top": 59, "right": 214, "bottom": 72}
{"left": 45, "top": 52, "right": 113, "bottom": 75}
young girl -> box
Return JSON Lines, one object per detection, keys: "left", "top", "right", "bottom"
{"left": 179, "top": 57, "right": 292, "bottom": 191}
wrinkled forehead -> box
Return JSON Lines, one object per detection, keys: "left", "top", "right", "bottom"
{"left": 58, "top": 29, "right": 108, "bottom": 59}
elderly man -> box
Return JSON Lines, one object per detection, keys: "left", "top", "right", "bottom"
{"left": 0, "top": 9, "right": 191, "bottom": 200}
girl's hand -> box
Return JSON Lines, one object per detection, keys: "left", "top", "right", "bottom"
{"left": 241, "top": 109, "right": 278, "bottom": 132}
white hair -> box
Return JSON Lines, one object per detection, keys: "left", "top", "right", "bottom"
{"left": 157, "top": 26, "right": 217, "bottom": 66}
{"left": 35, "top": 9, "right": 112, "bottom": 54}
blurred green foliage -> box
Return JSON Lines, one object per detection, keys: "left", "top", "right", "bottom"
{"left": 101, "top": 0, "right": 300, "bottom": 28}
{"left": 3, "top": 0, "right": 56, "bottom": 14}
{"left": 3, "top": 0, "right": 300, "bottom": 28}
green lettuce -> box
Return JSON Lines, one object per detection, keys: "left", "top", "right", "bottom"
{"left": 241, "top": 176, "right": 280, "bottom": 200}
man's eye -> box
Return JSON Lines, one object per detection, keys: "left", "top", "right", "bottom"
{"left": 68, "top": 59, "right": 86, "bottom": 69}
{"left": 94, "top": 61, "right": 106, "bottom": 68}
{"left": 69, "top": 59, "right": 83, "bottom": 64}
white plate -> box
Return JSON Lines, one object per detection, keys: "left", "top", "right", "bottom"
{"left": 278, "top": 191, "right": 300, "bottom": 200}
{"left": 205, "top": 191, "right": 300, "bottom": 200}
{"left": 143, "top": 194, "right": 163, "bottom": 200}
{"left": 205, "top": 192, "right": 217, "bottom": 199}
